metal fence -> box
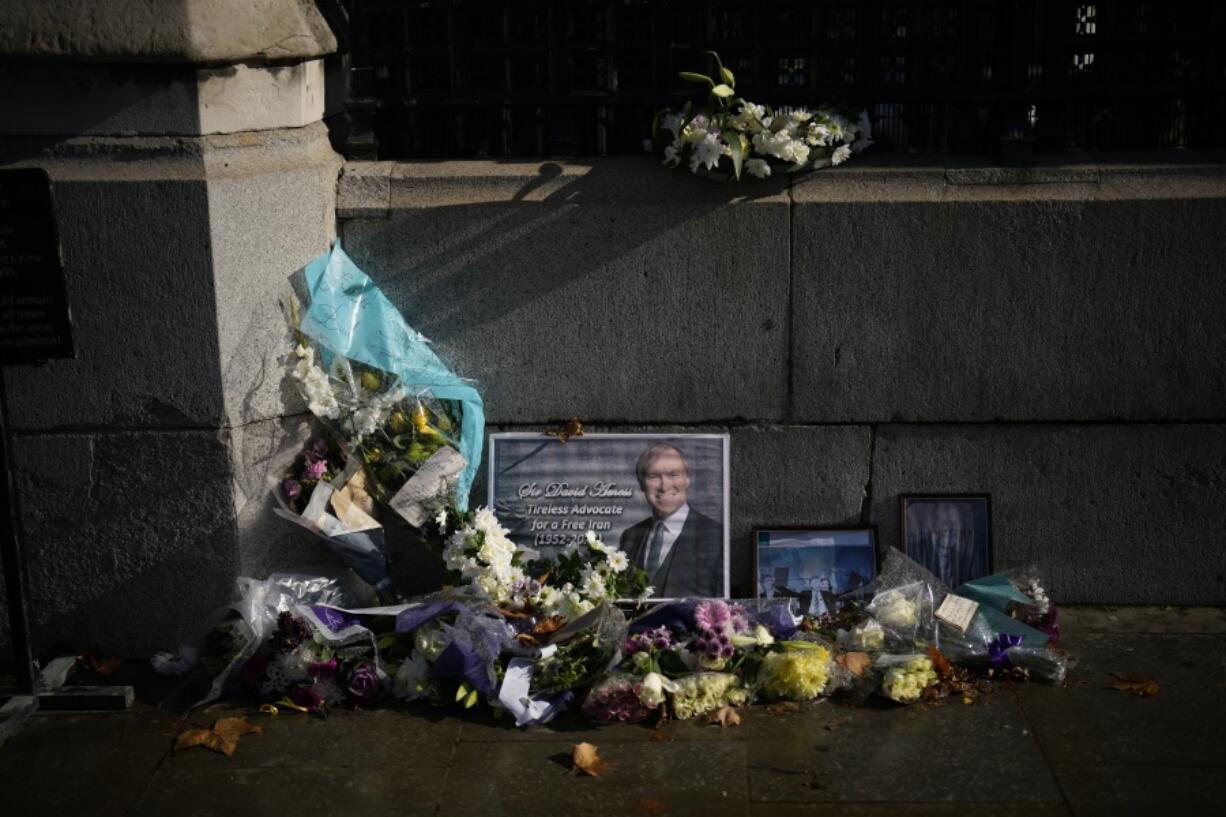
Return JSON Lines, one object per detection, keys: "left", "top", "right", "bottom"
{"left": 337, "top": 1, "right": 1226, "bottom": 160}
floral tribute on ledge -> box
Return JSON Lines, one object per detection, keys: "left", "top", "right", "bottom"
{"left": 159, "top": 242, "right": 1069, "bottom": 732}
{"left": 647, "top": 51, "right": 872, "bottom": 179}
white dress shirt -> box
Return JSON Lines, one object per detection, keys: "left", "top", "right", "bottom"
{"left": 648, "top": 503, "right": 690, "bottom": 571}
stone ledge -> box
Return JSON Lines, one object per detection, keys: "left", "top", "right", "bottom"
{"left": 0, "top": 0, "right": 336, "bottom": 64}
{"left": 0, "top": 59, "right": 327, "bottom": 137}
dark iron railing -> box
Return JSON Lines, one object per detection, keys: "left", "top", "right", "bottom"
{"left": 336, "top": 1, "right": 1226, "bottom": 160}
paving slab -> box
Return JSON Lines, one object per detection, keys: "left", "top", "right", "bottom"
{"left": 130, "top": 764, "right": 446, "bottom": 817}
{"left": 1051, "top": 762, "right": 1226, "bottom": 816}
{"left": 751, "top": 804, "right": 1071, "bottom": 817}
{"left": 437, "top": 739, "right": 749, "bottom": 817}
{"left": 1016, "top": 632, "right": 1226, "bottom": 767}
{"left": 0, "top": 712, "right": 177, "bottom": 817}
{"left": 747, "top": 688, "right": 1062, "bottom": 803}
{"left": 172, "top": 703, "right": 460, "bottom": 769}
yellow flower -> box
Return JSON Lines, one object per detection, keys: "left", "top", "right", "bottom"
{"left": 758, "top": 644, "right": 831, "bottom": 701}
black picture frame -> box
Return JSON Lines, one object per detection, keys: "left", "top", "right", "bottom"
{"left": 752, "top": 526, "right": 880, "bottom": 616}
{"left": 899, "top": 494, "right": 993, "bottom": 588}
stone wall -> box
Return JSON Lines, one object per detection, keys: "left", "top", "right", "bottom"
{"left": 339, "top": 159, "right": 1226, "bottom": 606}
{"left": 0, "top": 0, "right": 343, "bottom": 657}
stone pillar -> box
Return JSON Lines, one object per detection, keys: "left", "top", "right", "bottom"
{"left": 0, "top": 0, "right": 342, "bottom": 655}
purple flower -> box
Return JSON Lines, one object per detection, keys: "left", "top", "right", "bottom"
{"left": 290, "top": 684, "right": 325, "bottom": 712}
{"left": 309, "top": 438, "right": 329, "bottom": 461}
{"left": 303, "top": 458, "right": 328, "bottom": 480}
{"left": 345, "top": 662, "right": 383, "bottom": 702}
{"left": 694, "top": 600, "right": 730, "bottom": 634}
{"left": 282, "top": 478, "right": 302, "bottom": 500}
{"left": 308, "top": 657, "right": 338, "bottom": 679}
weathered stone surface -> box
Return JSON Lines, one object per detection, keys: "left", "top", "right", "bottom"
{"left": 439, "top": 740, "right": 748, "bottom": 817}
{"left": 0, "top": 0, "right": 336, "bottom": 63}
{"left": 6, "top": 430, "right": 240, "bottom": 656}
{"left": 792, "top": 167, "right": 1226, "bottom": 422}
{"left": 0, "top": 124, "right": 340, "bottom": 432}
{"left": 1016, "top": 632, "right": 1226, "bottom": 766}
{"left": 729, "top": 424, "right": 871, "bottom": 596}
{"left": 0, "top": 59, "right": 326, "bottom": 137}
{"left": 0, "top": 712, "right": 177, "bottom": 817}
{"left": 206, "top": 126, "right": 341, "bottom": 428}
{"left": 0, "top": 166, "right": 223, "bottom": 430}
{"left": 747, "top": 689, "right": 1061, "bottom": 803}
{"left": 132, "top": 765, "right": 446, "bottom": 817}
{"left": 1051, "top": 764, "right": 1226, "bottom": 816}
{"left": 869, "top": 424, "right": 1226, "bottom": 604}
{"left": 341, "top": 160, "right": 791, "bottom": 425}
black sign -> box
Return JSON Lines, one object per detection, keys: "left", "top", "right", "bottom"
{"left": 0, "top": 168, "right": 74, "bottom": 364}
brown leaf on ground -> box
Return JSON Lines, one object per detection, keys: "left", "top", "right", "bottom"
{"left": 213, "top": 717, "right": 262, "bottom": 743}
{"left": 836, "top": 651, "right": 872, "bottom": 677}
{"left": 175, "top": 717, "right": 262, "bottom": 757}
{"left": 824, "top": 716, "right": 853, "bottom": 732}
{"left": 572, "top": 742, "right": 611, "bottom": 777}
{"left": 175, "top": 728, "right": 237, "bottom": 756}
{"left": 637, "top": 797, "right": 667, "bottom": 815}
{"left": 708, "top": 706, "right": 741, "bottom": 728}
{"left": 926, "top": 646, "right": 955, "bottom": 680}
{"left": 1110, "top": 673, "right": 1160, "bottom": 697}
{"left": 766, "top": 702, "right": 801, "bottom": 716}
{"left": 648, "top": 730, "right": 672, "bottom": 743}
{"left": 81, "top": 654, "right": 123, "bottom": 677}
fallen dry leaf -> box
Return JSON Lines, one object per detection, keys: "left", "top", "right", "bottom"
{"left": 708, "top": 706, "right": 741, "bottom": 728}
{"left": 1110, "top": 673, "right": 1160, "bottom": 697}
{"left": 81, "top": 654, "right": 123, "bottom": 677}
{"left": 766, "top": 702, "right": 801, "bottom": 716}
{"left": 547, "top": 418, "right": 585, "bottom": 443}
{"left": 824, "top": 716, "right": 853, "bottom": 732}
{"left": 175, "top": 717, "right": 262, "bottom": 757}
{"left": 572, "top": 742, "right": 610, "bottom": 777}
{"left": 836, "top": 651, "right": 872, "bottom": 677}
{"left": 927, "top": 646, "right": 955, "bottom": 680}
{"left": 638, "top": 797, "right": 667, "bottom": 815}
{"left": 648, "top": 730, "right": 672, "bottom": 743}
{"left": 213, "top": 717, "right": 262, "bottom": 743}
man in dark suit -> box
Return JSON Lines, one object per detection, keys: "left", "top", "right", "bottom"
{"left": 910, "top": 502, "right": 988, "bottom": 588}
{"left": 619, "top": 442, "right": 724, "bottom": 598}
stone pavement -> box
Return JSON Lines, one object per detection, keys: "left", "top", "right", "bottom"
{"left": 2, "top": 607, "right": 1224, "bottom": 817}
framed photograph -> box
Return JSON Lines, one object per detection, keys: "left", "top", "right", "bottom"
{"left": 488, "top": 433, "right": 729, "bottom": 599}
{"left": 753, "top": 527, "right": 878, "bottom": 617}
{"left": 900, "top": 494, "right": 992, "bottom": 588}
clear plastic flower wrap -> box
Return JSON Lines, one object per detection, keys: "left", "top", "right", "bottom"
{"left": 272, "top": 442, "right": 392, "bottom": 596}
{"left": 937, "top": 608, "right": 1067, "bottom": 685}
{"left": 192, "top": 573, "right": 348, "bottom": 707}
{"left": 671, "top": 671, "right": 750, "bottom": 720}
{"left": 291, "top": 241, "right": 484, "bottom": 523}
{"left": 875, "top": 653, "right": 940, "bottom": 704}
{"left": 956, "top": 566, "right": 1060, "bottom": 643}
{"left": 531, "top": 601, "right": 628, "bottom": 695}
{"left": 582, "top": 672, "right": 654, "bottom": 723}
{"left": 865, "top": 548, "right": 947, "bottom": 648}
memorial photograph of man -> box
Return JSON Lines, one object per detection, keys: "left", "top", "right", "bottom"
{"left": 902, "top": 496, "right": 992, "bottom": 588}
{"left": 619, "top": 441, "right": 725, "bottom": 598}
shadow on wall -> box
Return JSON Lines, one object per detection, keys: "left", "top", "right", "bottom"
{"left": 340, "top": 159, "right": 794, "bottom": 425}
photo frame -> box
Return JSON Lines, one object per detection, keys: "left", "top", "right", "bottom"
{"left": 488, "top": 433, "right": 730, "bottom": 600}
{"left": 753, "top": 527, "right": 879, "bottom": 617}
{"left": 900, "top": 494, "right": 992, "bottom": 589}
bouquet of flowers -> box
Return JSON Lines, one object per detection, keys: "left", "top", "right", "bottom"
{"left": 288, "top": 241, "right": 484, "bottom": 526}
{"left": 876, "top": 653, "right": 940, "bottom": 704}
{"left": 272, "top": 437, "right": 391, "bottom": 596}
{"left": 649, "top": 51, "right": 871, "bottom": 180}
